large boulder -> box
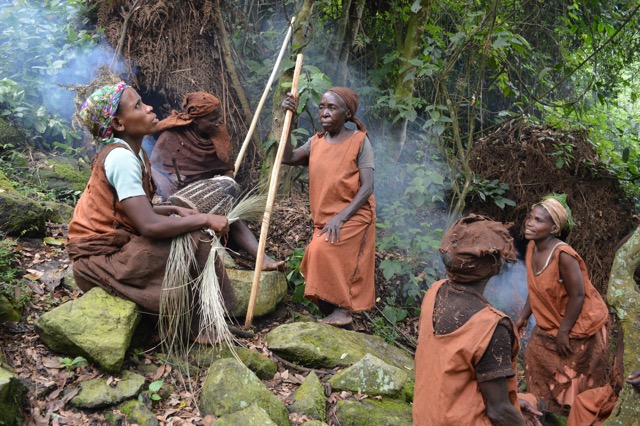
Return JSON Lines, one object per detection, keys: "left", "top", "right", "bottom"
{"left": 291, "top": 371, "right": 326, "bottom": 422}
{"left": 228, "top": 269, "right": 287, "bottom": 318}
{"left": 265, "top": 322, "right": 414, "bottom": 370}
{"left": 70, "top": 370, "right": 145, "bottom": 409}
{"left": 0, "top": 366, "right": 28, "bottom": 425}
{"left": 200, "top": 358, "right": 290, "bottom": 426}
{"left": 328, "top": 353, "right": 411, "bottom": 398}
{"left": 334, "top": 398, "right": 413, "bottom": 426}
{"left": 0, "top": 190, "right": 47, "bottom": 237}
{"left": 214, "top": 404, "right": 277, "bottom": 425}
{"left": 35, "top": 287, "right": 141, "bottom": 372}
{"left": 34, "top": 155, "right": 91, "bottom": 193}
{"left": 0, "top": 117, "right": 27, "bottom": 147}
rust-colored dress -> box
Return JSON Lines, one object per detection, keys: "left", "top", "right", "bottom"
{"left": 300, "top": 131, "right": 376, "bottom": 311}
{"left": 524, "top": 241, "right": 609, "bottom": 414}
{"left": 413, "top": 279, "right": 522, "bottom": 425}
{"left": 66, "top": 142, "right": 235, "bottom": 314}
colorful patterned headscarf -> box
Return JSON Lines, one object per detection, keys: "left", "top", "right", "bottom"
{"left": 78, "top": 81, "right": 129, "bottom": 145}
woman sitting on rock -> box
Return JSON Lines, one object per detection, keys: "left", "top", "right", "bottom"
{"left": 66, "top": 82, "right": 235, "bottom": 344}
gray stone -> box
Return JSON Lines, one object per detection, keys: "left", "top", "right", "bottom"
{"left": 0, "top": 191, "right": 47, "bottom": 237}
{"left": 0, "top": 367, "right": 28, "bottom": 425}
{"left": 222, "top": 251, "right": 236, "bottom": 269}
{"left": 228, "top": 269, "right": 287, "bottom": 318}
{"left": 265, "top": 322, "right": 414, "bottom": 371}
{"left": 335, "top": 398, "right": 413, "bottom": 426}
{"left": 0, "top": 293, "right": 21, "bottom": 323}
{"left": 35, "top": 287, "right": 141, "bottom": 372}
{"left": 213, "top": 404, "right": 277, "bottom": 425}
{"left": 291, "top": 372, "right": 326, "bottom": 421}
{"left": 328, "top": 353, "right": 409, "bottom": 397}
{"left": 62, "top": 265, "right": 78, "bottom": 291}
{"left": 118, "top": 399, "right": 159, "bottom": 426}
{"left": 70, "top": 370, "right": 145, "bottom": 408}
{"left": 200, "top": 358, "right": 290, "bottom": 426}
{"left": 192, "top": 345, "right": 277, "bottom": 379}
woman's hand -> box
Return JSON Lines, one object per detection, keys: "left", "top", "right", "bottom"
{"left": 317, "top": 212, "right": 348, "bottom": 244}
{"left": 281, "top": 92, "right": 298, "bottom": 113}
{"left": 205, "top": 214, "right": 229, "bottom": 236}
{"left": 518, "top": 398, "right": 543, "bottom": 426}
{"left": 555, "top": 330, "right": 573, "bottom": 358}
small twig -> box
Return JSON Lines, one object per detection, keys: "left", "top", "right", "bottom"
{"left": 228, "top": 325, "right": 255, "bottom": 339}
{"left": 272, "top": 353, "right": 334, "bottom": 376}
{"left": 171, "top": 158, "right": 185, "bottom": 184}
{"left": 111, "top": 0, "right": 142, "bottom": 67}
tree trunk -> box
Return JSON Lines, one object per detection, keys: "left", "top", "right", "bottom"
{"left": 603, "top": 228, "right": 640, "bottom": 425}
{"left": 387, "top": 0, "right": 431, "bottom": 161}
{"left": 327, "top": 0, "right": 365, "bottom": 86}
{"left": 259, "top": 0, "right": 315, "bottom": 186}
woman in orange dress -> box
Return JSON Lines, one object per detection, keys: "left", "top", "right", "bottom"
{"left": 281, "top": 88, "right": 375, "bottom": 327}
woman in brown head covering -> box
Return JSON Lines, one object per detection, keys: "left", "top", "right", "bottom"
{"left": 281, "top": 87, "right": 375, "bottom": 326}
{"left": 515, "top": 194, "right": 609, "bottom": 416}
{"left": 150, "top": 92, "right": 283, "bottom": 271}
{"left": 414, "top": 214, "right": 542, "bottom": 425}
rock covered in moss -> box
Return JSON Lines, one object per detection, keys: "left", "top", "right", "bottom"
{"left": 0, "top": 191, "right": 47, "bottom": 236}
{"left": 0, "top": 118, "right": 27, "bottom": 147}
{"left": 70, "top": 370, "right": 145, "bottom": 408}
{"left": 118, "top": 399, "right": 158, "bottom": 426}
{"left": 335, "top": 398, "right": 413, "bottom": 426}
{"left": 213, "top": 404, "right": 277, "bottom": 425}
{"left": 200, "top": 358, "right": 290, "bottom": 426}
{"left": 291, "top": 371, "right": 326, "bottom": 421}
{"left": 265, "top": 322, "right": 414, "bottom": 370}
{"left": 228, "top": 269, "right": 287, "bottom": 318}
{"left": 192, "top": 345, "right": 277, "bottom": 379}
{"left": 0, "top": 293, "right": 21, "bottom": 323}
{"left": 0, "top": 366, "right": 28, "bottom": 425}
{"left": 328, "top": 353, "right": 409, "bottom": 398}
{"left": 35, "top": 287, "right": 141, "bottom": 372}
{"left": 36, "top": 155, "right": 91, "bottom": 193}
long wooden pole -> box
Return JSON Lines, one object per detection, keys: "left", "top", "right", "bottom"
{"left": 233, "top": 17, "right": 296, "bottom": 176}
{"left": 245, "top": 53, "right": 304, "bottom": 328}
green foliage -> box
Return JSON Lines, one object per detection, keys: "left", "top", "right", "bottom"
{"left": 139, "top": 379, "right": 164, "bottom": 403}
{"left": 285, "top": 246, "right": 319, "bottom": 314}
{"left": 59, "top": 356, "right": 88, "bottom": 372}
{"left": 470, "top": 178, "right": 516, "bottom": 209}
{"left": 0, "top": 0, "right": 98, "bottom": 150}
{"left": 0, "top": 238, "right": 21, "bottom": 288}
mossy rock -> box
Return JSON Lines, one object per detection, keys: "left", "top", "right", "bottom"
{"left": 0, "top": 367, "right": 28, "bottom": 426}
{"left": 291, "top": 372, "right": 326, "bottom": 421}
{"left": 228, "top": 269, "right": 287, "bottom": 318}
{"left": 200, "top": 358, "right": 290, "bottom": 426}
{"left": 265, "top": 322, "right": 414, "bottom": 371}
{"left": 42, "top": 200, "right": 75, "bottom": 225}
{"left": 192, "top": 345, "right": 277, "bottom": 379}
{"left": 334, "top": 398, "right": 413, "bottom": 426}
{"left": 0, "top": 293, "right": 22, "bottom": 323}
{"left": 328, "top": 353, "right": 409, "bottom": 398}
{"left": 0, "top": 191, "right": 47, "bottom": 237}
{"left": 70, "top": 370, "right": 145, "bottom": 409}
{"left": 0, "top": 118, "right": 27, "bottom": 148}
{"left": 213, "top": 404, "right": 277, "bottom": 425}
{"left": 0, "top": 171, "right": 16, "bottom": 192}
{"left": 35, "top": 155, "right": 91, "bottom": 193}
{"left": 118, "top": 399, "right": 158, "bottom": 426}
{"left": 35, "top": 287, "right": 141, "bottom": 373}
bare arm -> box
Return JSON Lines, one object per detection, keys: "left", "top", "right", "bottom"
{"left": 121, "top": 196, "right": 228, "bottom": 239}
{"left": 515, "top": 297, "right": 532, "bottom": 338}
{"left": 280, "top": 93, "right": 309, "bottom": 166}
{"left": 478, "top": 379, "right": 525, "bottom": 426}
{"left": 318, "top": 167, "right": 374, "bottom": 243}
{"left": 556, "top": 251, "right": 585, "bottom": 357}
{"left": 152, "top": 204, "right": 197, "bottom": 217}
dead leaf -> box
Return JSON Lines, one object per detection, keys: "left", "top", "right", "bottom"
{"left": 41, "top": 357, "right": 62, "bottom": 369}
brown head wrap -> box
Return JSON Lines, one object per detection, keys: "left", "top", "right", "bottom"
{"left": 535, "top": 197, "right": 569, "bottom": 232}
{"left": 155, "top": 92, "right": 231, "bottom": 163}
{"left": 318, "top": 87, "right": 367, "bottom": 137}
{"left": 439, "top": 214, "right": 516, "bottom": 284}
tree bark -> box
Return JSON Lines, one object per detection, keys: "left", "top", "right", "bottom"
{"left": 387, "top": 0, "right": 431, "bottom": 161}
{"left": 603, "top": 228, "right": 640, "bottom": 425}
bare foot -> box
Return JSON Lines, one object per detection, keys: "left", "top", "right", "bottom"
{"left": 262, "top": 255, "right": 285, "bottom": 271}
{"left": 319, "top": 308, "right": 353, "bottom": 327}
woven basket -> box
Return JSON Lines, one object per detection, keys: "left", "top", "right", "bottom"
{"left": 168, "top": 176, "right": 239, "bottom": 215}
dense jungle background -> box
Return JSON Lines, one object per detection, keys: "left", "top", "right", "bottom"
{"left": 2, "top": 0, "right": 640, "bottom": 424}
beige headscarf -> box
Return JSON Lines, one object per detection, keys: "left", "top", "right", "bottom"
{"left": 439, "top": 214, "right": 516, "bottom": 284}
